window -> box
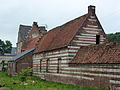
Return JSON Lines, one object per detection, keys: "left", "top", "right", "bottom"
{"left": 21, "top": 50, "right": 25, "bottom": 52}
{"left": 57, "top": 58, "right": 61, "bottom": 73}
{"left": 96, "top": 35, "right": 100, "bottom": 44}
{"left": 46, "top": 59, "right": 49, "bottom": 73}
{"left": 40, "top": 60, "right": 42, "bottom": 72}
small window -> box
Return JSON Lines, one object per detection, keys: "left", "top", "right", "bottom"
{"left": 57, "top": 58, "right": 61, "bottom": 73}
{"left": 96, "top": 35, "right": 100, "bottom": 44}
{"left": 46, "top": 59, "right": 49, "bottom": 73}
{"left": 21, "top": 50, "right": 25, "bottom": 52}
{"left": 40, "top": 60, "right": 42, "bottom": 72}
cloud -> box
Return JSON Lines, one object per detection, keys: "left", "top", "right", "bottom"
{"left": 0, "top": 0, "right": 120, "bottom": 46}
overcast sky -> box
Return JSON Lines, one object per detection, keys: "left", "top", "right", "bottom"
{"left": 0, "top": 0, "right": 120, "bottom": 47}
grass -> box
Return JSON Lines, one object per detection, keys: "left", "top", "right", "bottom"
{"left": 0, "top": 72, "right": 108, "bottom": 90}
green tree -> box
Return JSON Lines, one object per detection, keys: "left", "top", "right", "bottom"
{"left": 107, "top": 32, "right": 120, "bottom": 42}
{"left": 1, "top": 60, "right": 6, "bottom": 72}
{"left": 0, "top": 39, "right": 12, "bottom": 55}
{"left": 4, "top": 40, "right": 12, "bottom": 53}
{"left": 0, "top": 40, "right": 5, "bottom": 55}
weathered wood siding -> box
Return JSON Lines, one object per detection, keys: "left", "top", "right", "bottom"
{"left": 8, "top": 51, "right": 33, "bottom": 75}
{"left": 16, "top": 53, "right": 33, "bottom": 73}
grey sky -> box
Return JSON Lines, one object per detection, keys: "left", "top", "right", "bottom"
{"left": 0, "top": 0, "right": 120, "bottom": 46}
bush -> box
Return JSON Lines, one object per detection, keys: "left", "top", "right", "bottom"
{"left": 20, "top": 76, "right": 26, "bottom": 82}
{"left": 18, "top": 67, "right": 32, "bottom": 82}
{"left": 20, "top": 68, "right": 32, "bottom": 76}
{"left": 1, "top": 60, "right": 7, "bottom": 72}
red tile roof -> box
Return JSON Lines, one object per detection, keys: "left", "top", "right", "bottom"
{"left": 71, "top": 41, "right": 120, "bottom": 64}
{"left": 22, "top": 37, "right": 39, "bottom": 50}
{"left": 35, "top": 14, "right": 87, "bottom": 53}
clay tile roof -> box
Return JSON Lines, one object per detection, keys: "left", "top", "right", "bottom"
{"left": 27, "top": 37, "right": 40, "bottom": 50}
{"left": 70, "top": 41, "right": 120, "bottom": 64}
{"left": 35, "top": 14, "right": 88, "bottom": 53}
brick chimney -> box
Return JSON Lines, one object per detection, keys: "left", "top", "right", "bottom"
{"left": 88, "top": 5, "right": 95, "bottom": 15}
{"left": 33, "top": 22, "right": 38, "bottom": 27}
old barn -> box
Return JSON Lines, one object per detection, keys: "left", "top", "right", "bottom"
{"left": 32, "top": 5, "right": 114, "bottom": 88}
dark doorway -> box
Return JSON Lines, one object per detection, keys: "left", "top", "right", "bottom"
{"left": 96, "top": 35, "right": 100, "bottom": 44}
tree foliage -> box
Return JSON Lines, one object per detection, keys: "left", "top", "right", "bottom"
{"left": 107, "top": 32, "right": 120, "bottom": 42}
{"left": 0, "top": 39, "right": 12, "bottom": 55}
{"left": 4, "top": 40, "right": 12, "bottom": 53}
{"left": 18, "top": 68, "right": 32, "bottom": 82}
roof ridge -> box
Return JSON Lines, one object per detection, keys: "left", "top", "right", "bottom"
{"left": 20, "top": 24, "right": 32, "bottom": 27}
{"left": 47, "top": 14, "right": 87, "bottom": 33}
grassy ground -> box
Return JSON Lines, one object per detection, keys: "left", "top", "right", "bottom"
{"left": 0, "top": 72, "right": 108, "bottom": 90}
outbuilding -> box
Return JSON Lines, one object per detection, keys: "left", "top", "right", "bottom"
{"left": 8, "top": 48, "right": 35, "bottom": 75}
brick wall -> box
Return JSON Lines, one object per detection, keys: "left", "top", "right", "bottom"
{"left": 33, "top": 63, "right": 120, "bottom": 89}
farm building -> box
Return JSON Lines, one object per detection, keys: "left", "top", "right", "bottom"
{"left": 16, "top": 22, "right": 47, "bottom": 54}
{"left": 8, "top": 5, "right": 120, "bottom": 89}
{"left": 8, "top": 48, "right": 35, "bottom": 75}
{"left": 8, "top": 22, "right": 47, "bottom": 75}
{"left": 0, "top": 55, "right": 15, "bottom": 71}
{"left": 0, "top": 47, "right": 16, "bottom": 63}
{"left": 0, "top": 47, "right": 16, "bottom": 71}
{"left": 21, "top": 22, "right": 47, "bottom": 51}
{"left": 32, "top": 5, "right": 118, "bottom": 89}
{"left": 69, "top": 41, "right": 120, "bottom": 89}
{"left": 16, "top": 25, "right": 31, "bottom": 54}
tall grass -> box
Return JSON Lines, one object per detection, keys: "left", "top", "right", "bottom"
{"left": 0, "top": 72, "right": 108, "bottom": 90}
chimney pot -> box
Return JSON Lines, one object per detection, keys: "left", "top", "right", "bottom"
{"left": 33, "top": 22, "right": 38, "bottom": 27}
{"left": 88, "top": 5, "right": 95, "bottom": 15}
